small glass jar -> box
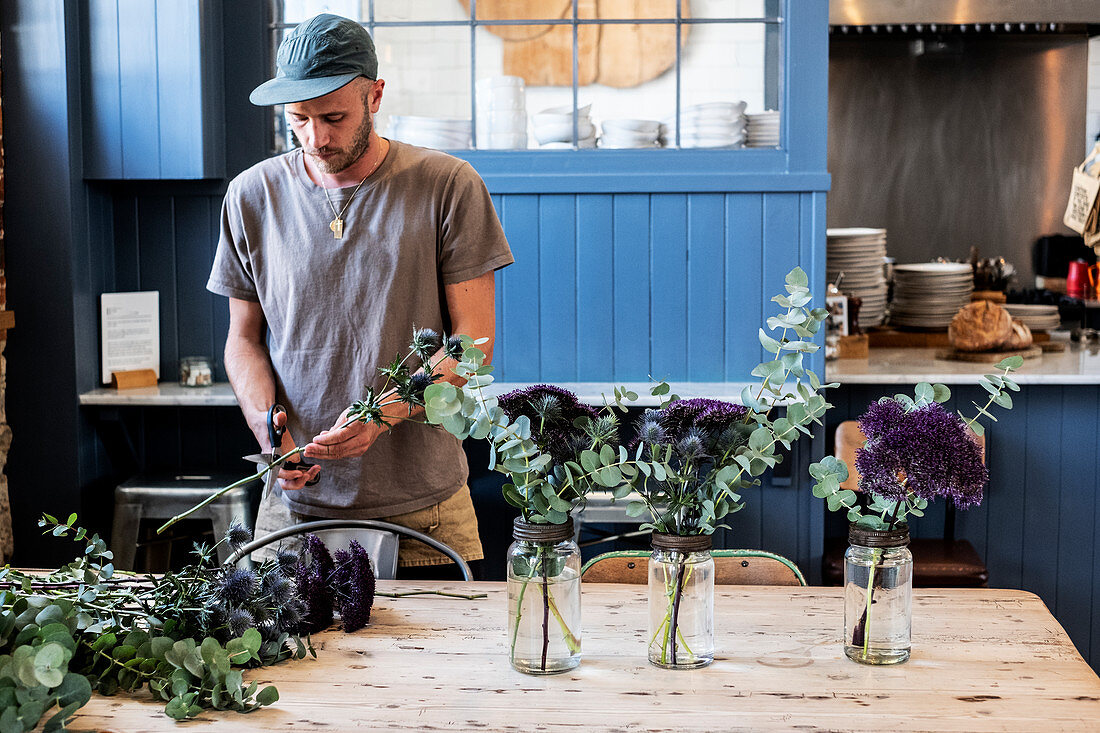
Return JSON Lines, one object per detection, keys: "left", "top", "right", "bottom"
{"left": 648, "top": 533, "right": 714, "bottom": 669}
{"left": 844, "top": 525, "right": 913, "bottom": 665}
{"left": 178, "top": 356, "right": 213, "bottom": 387}
{"left": 506, "top": 518, "right": 581, "bottom": 675}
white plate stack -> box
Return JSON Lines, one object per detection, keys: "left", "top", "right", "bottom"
{"left": 599, "top": 118, "right": 661, "bottom": 149}
{"left": 746, "top": 110, "right": 780, "bottom": 147}
{"left": 533, "top": 104, "right": 596, "bottom": 149}
{"left": 889, "top": 262, "right": 974, "bottom": 330}
{"left": 387, "top": 116, "right": 471, "bottom": 150}
{"left": 826, "top": 228, "right": 889, "bottom": 327}
{"left": 475, "top": 76, "right": 527, "bottom": 150}
{"left": 661, "top": 101, "right": 747, "bottom": 148}
{"left": 1003, "top": 304, "right": 1061, "bottom": 332}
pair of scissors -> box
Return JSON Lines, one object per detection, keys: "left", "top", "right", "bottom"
{"left": 243, "top": 404, "right": 320, "bottom": 486}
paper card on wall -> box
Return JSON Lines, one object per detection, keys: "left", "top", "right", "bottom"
{"left": 100, "top": 291, "right": 160, "bottom": 385}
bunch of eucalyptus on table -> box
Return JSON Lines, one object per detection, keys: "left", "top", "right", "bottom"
{"left": 421, "top": 348, "right": 671, "bottom": 673}
{"left": 808, "top": 356, "right": 1022, "bottom": 662}
{"left": 622, "top": 266, "right": 835, "bottom": 667}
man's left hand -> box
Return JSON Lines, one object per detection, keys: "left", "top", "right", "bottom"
{"left": 304, "top": 409, "right": 387, "bottom": 460}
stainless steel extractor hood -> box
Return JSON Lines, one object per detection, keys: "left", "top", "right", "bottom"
{"left": 830, "top": 0, "right": 1100, "bottom": 31}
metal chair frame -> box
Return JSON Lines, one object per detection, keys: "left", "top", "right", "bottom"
{"left": 225, "top": 519, "right": 473, "bottom": 581}
{"left": 580, "top": 548, "right": 807, "bottom": 586}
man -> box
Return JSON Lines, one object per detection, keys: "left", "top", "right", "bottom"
{"left": 207, "top": 14, "right": 513, "bottom": 576}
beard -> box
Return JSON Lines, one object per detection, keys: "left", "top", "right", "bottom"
{"left": 297, "top": 109, "right": 373, "bottom": 175}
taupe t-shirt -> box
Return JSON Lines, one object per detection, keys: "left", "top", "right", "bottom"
{"left": 207, "top": 141, "right": 513, "bottom": 518}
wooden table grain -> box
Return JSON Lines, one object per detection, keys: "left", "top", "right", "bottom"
{"left": 69, "top": 583, "right": 1100, "bottom": 732}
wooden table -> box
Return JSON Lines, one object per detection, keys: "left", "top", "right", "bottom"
{"left": 70, "top": 584, "right": 1100, "bottom": 732}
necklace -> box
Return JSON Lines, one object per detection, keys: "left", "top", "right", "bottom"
{"left": 319, "top": 143, "right": 384, "bottom": 240}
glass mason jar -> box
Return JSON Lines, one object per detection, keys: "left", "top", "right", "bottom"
{"left": 648, "top": 533, "right": 715, "bottom": 669}
{"left": 844, "top": 525, "right": 913, "bottom": 665}
{"left": 506, "top": 518, "right": 581, "bottom": 675}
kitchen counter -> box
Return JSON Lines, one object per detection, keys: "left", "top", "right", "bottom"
{"left": 826, "top": 343, "right": 1100, "bottom": 385}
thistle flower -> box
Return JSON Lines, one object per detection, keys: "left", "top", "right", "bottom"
{"left": 225, "top": 521, "right": 252, "bottom": 548}
{"left": 855, "top": 401, "right": 987, "bottom": 508}
{"left": 499, "top": 384, "right": 601, "bottom": 464}
{"left": 410, "top": 327, "right": 442, "bottom": 362}
{"left": 676, "top": 428, "right": 709, "bottom": 461}
{"left": 583, "top": 414, "right": 620, "bottom": 447}
{"left": 444, "top": 334, "right": 466, "bottom": 361}
{"left": 635, "top": 415, "right": 667, "bottom": 446}
{"left": 262, "top": 571, "right": 294, "bottom": 606}
{"left": 659, "top": 398, "right": 748, "bottom": 443}
{"left": 227, "top": 607, "right": 255, "bottom": 637}
{"left": 220, "top": 568, "right": 258, "bottom": 606}
{"left": 276, "top": 549, "right": 299, "bottom": 572}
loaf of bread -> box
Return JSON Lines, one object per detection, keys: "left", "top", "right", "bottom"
{"left": 948, "top": 301, "right": 1013, "bottom": 351}
{"left": 1003, "top": 319, "right": 1033, "bottom": 350}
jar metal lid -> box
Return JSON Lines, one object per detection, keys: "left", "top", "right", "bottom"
{"left": 848, "top": 524, "right": 910, "bottom": 548}
{"left": 651, "top": 532, "right": 712, "bottom": 553}
{"left": 512, "top": 517, "right": 574, "bottom": 543}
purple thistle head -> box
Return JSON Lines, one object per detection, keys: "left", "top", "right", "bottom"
{"left": 332, "top": 540, "right": 377, "bottom": 633}
{"left": 261, "top": 571, "right": 294, "bottom": 606}
{"left": 276, "top": 549, "right": 299, "bottom": 572}
{"left": 444, "top": 335, "right": 466, "bottom": 361}
{"left": 220, "top": 568, "right": 258, "bottom": 606}
{"left": 498, "top": 384, "right": 600, "bottom": 464}
{"left": 294, "top": 534, "right": 336, "bottom": 634}
{"left": 227, "top": 607, "right": 255, "bottom": 637}
{"left": 855, "top": 401, "right": 988, "bottom": 508}
{"left": 225, "top": 521, "right": 253, "bottom": 548}
{"left": 410, "top": 327, "right": 442, "bottom": 361}
{"left": 676, "top": 428, "right": 709, "bottom": 461}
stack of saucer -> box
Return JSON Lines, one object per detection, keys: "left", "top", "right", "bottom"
{"left": 660, "top": 101, "right": 747, "bottom": 148}
{"left": 889, "top": 262, "right": 974, "bottom": 330}
{"left": 1004, "top": 303, "right": 1061, "bottom": 332}
{"left": 745, "top": 110, "right": 780, "bottom": 147}
{"left": 476, "top": 76, "right": 527, "bottom": 150}
{"left": 533, "top": 104, "right": 596, "bottom": 148}
{"left": 387, "top": 116, "right": 471, "bottom": 150}
{"left": 599, "top": 118, "right": 661, "bottom": 149}
{"left": 826, "top": 228, "right": 888, "bottom": 327}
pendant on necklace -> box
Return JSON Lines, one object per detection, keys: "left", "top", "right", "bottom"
{"left": 330, "top": 218, "right": 344, "bottom": 239}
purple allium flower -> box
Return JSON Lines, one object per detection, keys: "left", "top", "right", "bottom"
{"left": 659, "top": 398, "right": 748, "bottom": 443}
{"left": 225, "top": 521, "right": 252, "bottom": 547}
{"left": 220, "top": 568, "right": 258, "bottom": 605}
{"left": 295, "top": 534, "right": 335, "bottom": 634}
{"left": 499, "top": 384, "right": 601, "bottom": 464}
{"left": 227, "top": 607, "right": 255, "bottom": 637}
{"left": 332, "top": 540, "right": 376, "bottom": 633}
{"left": 855, "top": 401, "right": 988, "bottom": 508}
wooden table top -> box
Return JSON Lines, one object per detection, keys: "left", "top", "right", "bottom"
{"left": 70, "top": 583, "right": 1100, "bottom": 732}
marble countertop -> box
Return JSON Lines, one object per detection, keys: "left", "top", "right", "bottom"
{"left": 826, "top": 344, "right": 1100, "bottom": 385}
{"left": 78, "top": 381, "right": 761, "bottom": 407}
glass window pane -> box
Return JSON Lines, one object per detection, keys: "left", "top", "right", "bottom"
{"left": 677, "top": 21, "right": 771, "bottom": 148}
{"left": 373, "top": 25, "right": 473, "bottom": 149}
{"left": 281, "top": 0, "right": 364, "bottom": 24}
{"left": 373, "top": 0, "right": 467, "bottom": 22}
{"left": 693, "top": 0, "right": 774, "bottom": 20}
{"left": 474, "top": 0, "right": 578, "bottom": 23}
{"left": 595, "top": 0, "right": 677, "bottom": 21}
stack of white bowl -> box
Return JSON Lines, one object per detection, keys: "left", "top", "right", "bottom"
{"left": 599, "top": 118, "right": 661, "bottom": 149}
{"left": 826, "top": 228, "right": 889, "bottom": 327}
{"left": 1004, "top": 304, "right": 1061, "bottom": 332}
{"left": 660, "top": 101, "right": 747, "bottom": 148}
{"left": 889, "top": 262, "right": 975, "bottom": 330}
{"left": 533, "top": 104, "right": 596, "bottom": 149}
{"left": 387, "top": 116, "right": 471, "bottom": 150}
{"left": 746, "top": 110, "right": 780, "bottom": 147}
{"left": 475, "top": 76, "right": 527, "bottom": 150}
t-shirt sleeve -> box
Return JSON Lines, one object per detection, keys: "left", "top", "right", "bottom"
{"left": 438, "top": 162, "right": 514, "bottom": 285}
{"left": 207, "top": 181, "right": 260, "bottom": 301}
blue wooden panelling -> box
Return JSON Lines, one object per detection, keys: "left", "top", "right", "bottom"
{"left": 1021, "top": 386, "right": 1061, "bottom": 606}
{"left": 650, "top": 195, "right": 689, "bottom": 380}
{"left": 611, "top": 195, "right": 651, "bottom": 381}
{"left": 760, "top": 194, "right": 801, "bottom": 366}
{"left": 1057, "top": 388, "right": 1096, "bottom": 659}
{"left": 575, "top": 196, "right": 614, "bottom": 381}
{"left": 496, "top": 195, "right": 539, "bottom": 382}
{"left": 724, "top": 194, "right": 763, "bottom": 381}
{"left": 174, "top": 197, "right": 214, "bottom": 360}
{"left": 156, "top": 0, "right": 202, "bottom": 179}
{"left": 538, "top": 196, "right": 577, "bottom": 380}
{"left": 686, "top": 194, "right": 725, "bottom": 382}
{"left": 84, "top": 0, "right": 123, "bottom": 178}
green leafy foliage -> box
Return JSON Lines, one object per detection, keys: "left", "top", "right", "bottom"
{"left": 0, "top": 518, "right": 314, "bottom": 729}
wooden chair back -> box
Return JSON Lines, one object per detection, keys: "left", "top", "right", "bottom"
{"left": 581, "top": 549, "right": 806, "bottom": 586}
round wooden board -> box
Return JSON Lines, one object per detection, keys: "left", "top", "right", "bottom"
{"left": 934, "top": 346, "right": 1042, "bottom": 362}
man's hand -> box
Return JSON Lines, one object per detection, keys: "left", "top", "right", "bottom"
{"left": 271, "top": 409, "right": 321, "bottom": 491}
{"left": 305, "top": 409, "right": 387, "bottom": 460}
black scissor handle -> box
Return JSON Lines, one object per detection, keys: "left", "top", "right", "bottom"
{"left": 267, "top": 403, "right": 320, "bottom": 486}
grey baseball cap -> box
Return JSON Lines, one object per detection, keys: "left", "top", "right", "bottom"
{"left": 250, "top": 14, "right": 377, "bottom": 106}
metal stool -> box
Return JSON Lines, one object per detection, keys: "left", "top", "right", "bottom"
{"left": 111, "top": 473, "right": 251, "bottom": 571}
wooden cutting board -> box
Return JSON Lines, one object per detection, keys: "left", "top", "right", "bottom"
{"left": 463, "top": 0, "right": 688, "bottom": 88}
{"left": 934, "top": 346, "right": 1042, "bottom": 362}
